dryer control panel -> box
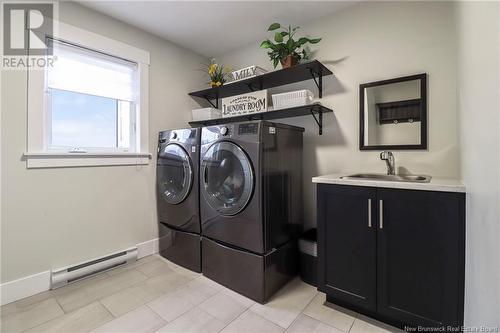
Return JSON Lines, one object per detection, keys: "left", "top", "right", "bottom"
{"left": 238, "top": 123, "right": 259, "bottom": 135}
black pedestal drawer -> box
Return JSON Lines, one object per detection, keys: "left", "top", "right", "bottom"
{"left": 159, "top": 223, "right": 201, "bottom": 273}
{"left": 202, "top": 237, "right": 297, "bottom": 303}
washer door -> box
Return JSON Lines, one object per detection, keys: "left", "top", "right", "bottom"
{"left": 157, "top": 143, "right": 193, "bottom": 205}
{"left": 201, "top": 141, "right": 254, "bottom": 216}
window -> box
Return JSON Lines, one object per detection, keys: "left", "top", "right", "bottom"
{"left": 46, "top": 39, "right": 138, "bottom": 153}
{"left": 26, "top": 22, "right": 150, "bottom": 168}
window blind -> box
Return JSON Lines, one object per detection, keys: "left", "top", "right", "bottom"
{"left": 47, "top": 39, "right": 137, "bottom": 102}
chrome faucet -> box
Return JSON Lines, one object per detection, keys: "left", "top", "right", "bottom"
{"left": 380, "top": 151, "right": 395, "bottom": 175}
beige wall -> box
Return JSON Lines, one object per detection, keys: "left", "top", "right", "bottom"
{"left": 456, "top": 1, "right": 500, "bottom": 327}
{"left": 216, "top": 1, "right": 459, "bottom": 227}
{"left": 1, "top": 1, "right": 497, "bottom": 326}
{"left": 0, "top": 2, "right": 205, "bottom": 283}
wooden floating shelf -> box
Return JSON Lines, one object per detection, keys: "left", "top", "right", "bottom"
{"left": 189, "top": 104, "right": 332, "bottom": 135}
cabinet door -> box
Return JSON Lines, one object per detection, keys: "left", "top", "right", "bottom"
{"left": 377, "top": 188, "right": 465, "bottom": 328}
{"left": 317, "top": 184, "right": 377, "bottom": 312}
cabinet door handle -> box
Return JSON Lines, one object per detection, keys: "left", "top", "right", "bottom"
{"left": 379, "top": 199, "right": 384, "bottom": 229}
{"left": 368, "top": 199, "right": 372, "bottom": 227}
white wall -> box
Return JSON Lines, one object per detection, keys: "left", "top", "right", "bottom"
{"left": 0, "top": 2, "right": 205, "bottom": 283}
{"left": 456, "top": 1, "right": 500, "bottom": 328}
{"left": 216, "top": 1, "right": 459, "bottom": 227}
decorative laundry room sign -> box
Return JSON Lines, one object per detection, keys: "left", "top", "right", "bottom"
{"left": 222, "top": 90, "right": 268, "bottom": 117}
{"left": 228, "top": 66, "right": 267, "bottom": 83}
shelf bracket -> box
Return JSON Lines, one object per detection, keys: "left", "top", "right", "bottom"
{"left": 310, "top": 107, "right": 324, "bottom": 135}
{"left": 204, "top": 96, "right": 218, "bottom": 109}
{"left": 309, "top": 69, "right": 323, "bottom": 98}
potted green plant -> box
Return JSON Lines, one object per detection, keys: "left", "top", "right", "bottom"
{"left": 260, "top": 23, "right": 321, "bottom": 69}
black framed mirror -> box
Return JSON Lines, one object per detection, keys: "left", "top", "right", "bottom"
{"left": 359, "top": 73, "right": 427, "bottom": 150}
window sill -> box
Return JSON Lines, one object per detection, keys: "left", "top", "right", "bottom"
{"left": 24, "top": 152, "right": 152, "bottom": 168}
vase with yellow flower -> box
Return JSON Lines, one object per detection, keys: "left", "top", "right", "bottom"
{"left": 204, "top": 59, "right": 231, "bottom": 88}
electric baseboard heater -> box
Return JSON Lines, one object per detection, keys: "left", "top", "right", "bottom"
{"left": 50, "top": 247, "right": 138, "bottom": 289}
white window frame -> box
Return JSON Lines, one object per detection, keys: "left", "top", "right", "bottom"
{"left": 25, "top": 21, "right": 151, "bottom": 168}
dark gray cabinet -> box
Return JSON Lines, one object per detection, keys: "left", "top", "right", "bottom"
{"left": 317, "top": 184, "right": 465, "bottom": 330}
{"left": 317, "top": 185, "right": 377, "bottom": 312}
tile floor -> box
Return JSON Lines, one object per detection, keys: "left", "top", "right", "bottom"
{"left": 0, "top": 255, "right": 402, "bottom": 333}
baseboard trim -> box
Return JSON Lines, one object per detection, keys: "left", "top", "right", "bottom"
{"left": 137, "top": 238, "right": 159, "bottom": 259}
{"left": 0, "top": 271, "right": 51, "bottom": 306}
{"left": 0, "top": 238, "right": 160, "bottom": 306}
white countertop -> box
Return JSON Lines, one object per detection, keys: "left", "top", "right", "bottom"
{"left": 312, "top": 173, "right": 465, "bottom": 193}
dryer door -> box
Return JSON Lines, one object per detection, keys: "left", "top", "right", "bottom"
{"left": 201, "top": 141, "right": 254, "bottom": 216}
{"left": 157, "top": 143, "right": 193, "bottom": 205}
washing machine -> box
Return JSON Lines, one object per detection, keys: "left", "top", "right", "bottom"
{"left": 200, "top": 120, "right": 304, "bottom": 302}
{"left": 157, "top": 128, "right": 201, "bottom": 272}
